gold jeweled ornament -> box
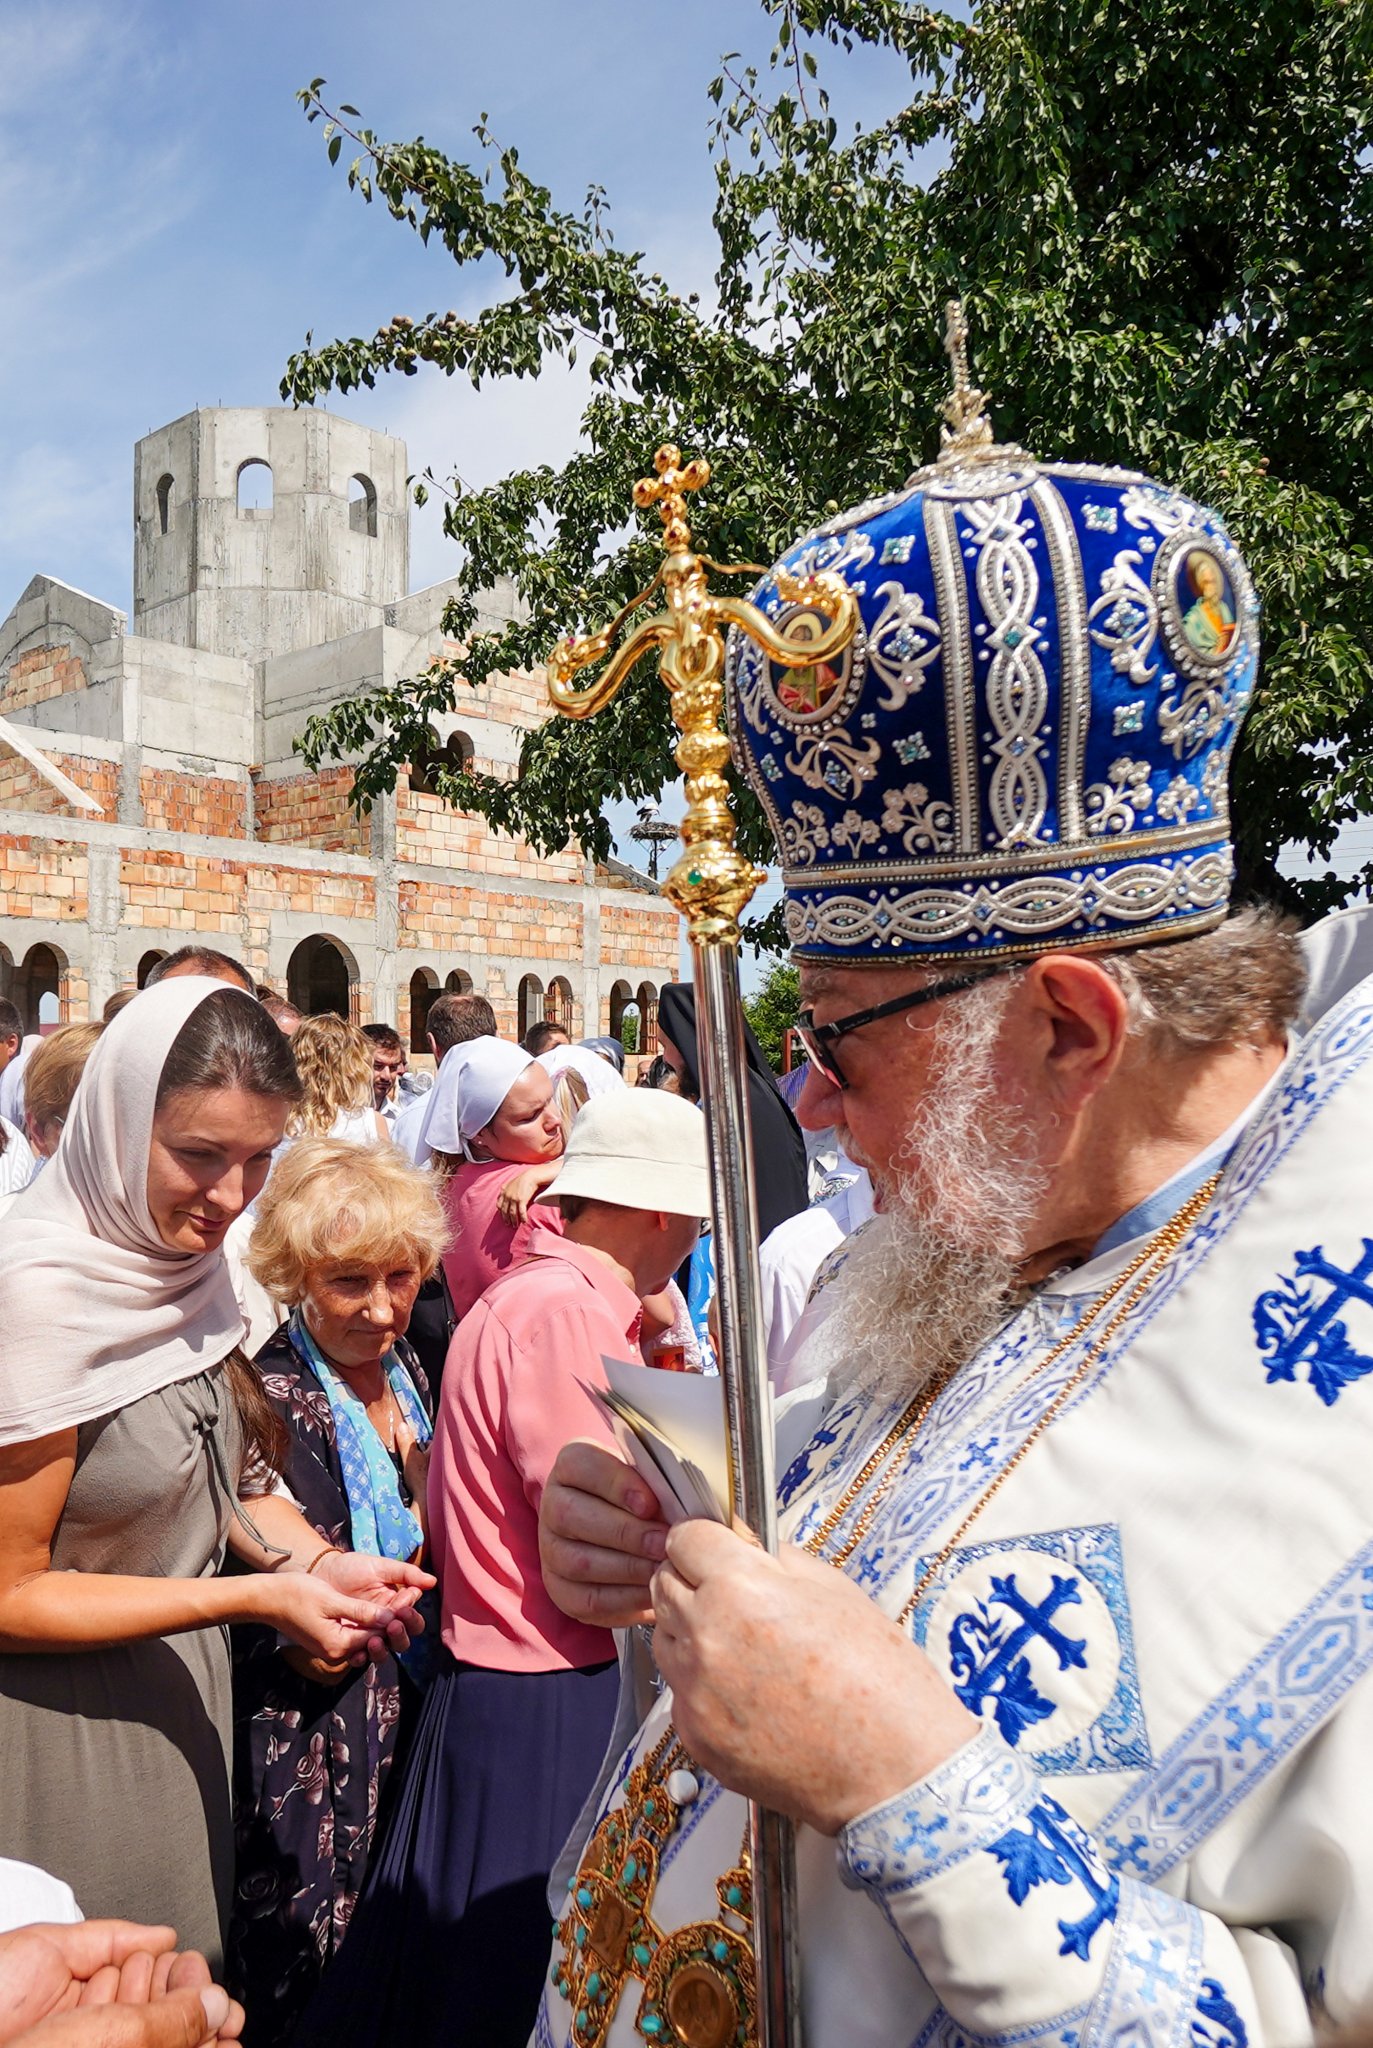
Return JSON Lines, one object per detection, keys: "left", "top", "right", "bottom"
{"left": 553, "top": 1734, "right": 755, "bottom": 2048}
{"left": 547, "top": 444, "right": 858, "bottom": 948}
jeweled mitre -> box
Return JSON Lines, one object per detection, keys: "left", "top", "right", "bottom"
{"left": 725, "top": 371, "right": 1258, "bottom": 964}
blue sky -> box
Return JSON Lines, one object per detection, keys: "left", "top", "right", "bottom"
{"left": 0, "top": 1, "right": 913, "bottom": 973}
{"left": 0, "top": 0, "right": 908, "bottom": 604}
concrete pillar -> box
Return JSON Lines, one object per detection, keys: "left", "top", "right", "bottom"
{"left": 86, "top": 842, "right": 123, "bottom": 1010}
{"left": 370, "top": 792, "right": 400, "bottom": 1026}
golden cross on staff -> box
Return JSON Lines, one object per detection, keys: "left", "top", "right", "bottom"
{"left": 548, "top": 443, "right": 857, "bottom": 948}
{"left": 547, "top": 448, "right": 859, "bottom": 2048}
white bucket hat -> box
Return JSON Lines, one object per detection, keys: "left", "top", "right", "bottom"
{"left": 538, "top": 1089, "right": 710, "bottom": 1218}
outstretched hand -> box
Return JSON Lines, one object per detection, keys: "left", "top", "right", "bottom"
{"left": 312, "top": 1551, "right": 432, "bottom": 1659}
{"left": 0, "top": 1921, "right": 243, "bottom": 2047}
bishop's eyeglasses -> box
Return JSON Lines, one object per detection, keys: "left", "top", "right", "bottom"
{"left": 795, "top": 966, "right": 1011, "bottom": 1090}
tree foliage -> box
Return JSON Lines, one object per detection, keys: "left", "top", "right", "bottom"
{"left": 285, "top": 0, "right": 1373, "bottom": 919}
{"left": 744, "top": 958, "right": 802, "bottom": 1072}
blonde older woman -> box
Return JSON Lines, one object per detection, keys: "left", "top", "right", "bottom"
{"left": 228, "top": 1139, "right": 448, "bottom": 2048}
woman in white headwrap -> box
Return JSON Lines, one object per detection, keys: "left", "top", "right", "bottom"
{"left": 416, "top": 1037, "right": 568, "bottom": 1322}
{"left": 0, "top": 979, "right": 432, "bottom": 1968}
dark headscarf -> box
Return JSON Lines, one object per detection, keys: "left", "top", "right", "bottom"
{"left": 655, "top": 982, "right": 808, "bottom": 1243}
{"left": 579, "top": 1035, "right": 627, "bottom": 1075}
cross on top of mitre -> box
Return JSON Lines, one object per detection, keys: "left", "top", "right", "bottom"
{"left": 633, "top": 444, "right": 711, "bottom": 554}
{"left": 939, "top": 299, "right": 998, "bottom": 461}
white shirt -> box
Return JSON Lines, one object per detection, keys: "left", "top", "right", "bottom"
{"left": 760, "top": 1172, "right": 875, "bottom": 1390}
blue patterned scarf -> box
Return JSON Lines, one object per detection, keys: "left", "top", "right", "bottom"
{"left": 290, "top": 1312, "right": 432, "bottom": 1562}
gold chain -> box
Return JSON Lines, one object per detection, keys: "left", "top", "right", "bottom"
{"left": 799, "top": 1172, "right": 1223, "bottom": 1620}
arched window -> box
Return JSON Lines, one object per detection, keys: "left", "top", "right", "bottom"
{"left": 16, "top": 944, "right": 64, "bottom": 1034}
{"left": 517, "top": 975, "right": 544, "bottom": 1040}
{"left": 136, "top": 949, "right": 167, "bottom": 989}
{"left": 547, "top": 976, "right": 574, "bottom": 1034}
{"left": 348, "top": 474, "right": 378, "bottom": 538}
{"left": 237, "top": 460, "right": 274, "bottom": 514}
{"left": 444, "top": 969, "right": 472, "bottom": 996}
{"left": 408, "top": 730, "right": 475, "bottom": 798}
{"left": 636, "top": 981, "right": 659, "bottom": 1047}
{"left": 409, "top": 968, "right": 439, "bottom": 1054}
{"left": 156, "top": 474, "right": 173, "bottom": 536}
{"left": 607, "top": 980, "right": 632, "bottom": 1041}
{"left": 286, "top": 935, "right": 355, "bottom": 1018}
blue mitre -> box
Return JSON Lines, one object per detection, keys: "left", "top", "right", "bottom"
{"left": 725, "top": 307, "right": 1258, "bottom": 964}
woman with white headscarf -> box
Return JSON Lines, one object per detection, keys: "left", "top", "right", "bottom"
{"left": 0, "top": 980, "right": 432, "bottom": 1969}
{"left": 416, "top": 1038, "right": 567, "bottom": 1323}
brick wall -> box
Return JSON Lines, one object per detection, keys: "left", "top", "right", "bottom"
{"left": 396, "top": 786, "right": 583, "bottom": 879}
{"left": 140, "top": 769, "right": 247, "bottom": 839}
{"left": 598, "top": 900, "right": 681, "bottom": 970}
{"left": 0, "top": 645, "right": 87, "bottom": 715}
{"left": 255, "top": 769, "right": 370, "bottom": 854}
{"left": 0, "top": 836, "right": 89, "bottom": 926}
{"left": 0, "top": 753, "right": 116, "bottom": 820}
{"left": 397, "top": 877, "right": 585, "bottom": 966}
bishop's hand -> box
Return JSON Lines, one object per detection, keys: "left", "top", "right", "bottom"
{"left": 539, "top": 1439, "right": 669, "bottom": 1629}
{"left": 651, "top": 1521, "right": 979, "bottom": 1837}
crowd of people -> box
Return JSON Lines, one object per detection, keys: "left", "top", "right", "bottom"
{"left": 0, "top": 943, "right": 819, "bottom": 2048}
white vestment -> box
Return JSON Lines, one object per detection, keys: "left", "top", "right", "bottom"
{"left": 533, "top": 959, "right": 1373, "bottom": 2048}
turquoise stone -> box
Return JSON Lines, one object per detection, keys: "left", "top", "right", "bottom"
{"left": 643, "top": 2017, "right": 663, "bottom": 2038}
{"left": 633, "top": 1943, "right": 652, "bottom": 1967}
{"left": 712, "top": 1940, "right": 729, "bottom": 1963}
{"left": 576, "top": 1927, "right": 587, "bottom": 1949}
{"left": 726, "top": 1884, "right": 743, "bottom": 1909}
{"left": 586, "top": 1973, "right": 601, "bottom": 1998}
{"left": 623, "top": 1857, "right": 638, "bottom": 1883}
{"left": 577, "top": 1887, "right": 593, "bottom": 1910}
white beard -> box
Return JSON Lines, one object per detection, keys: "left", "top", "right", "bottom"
{"left": 822, "top": 983, "right": 1050, "bottom": 1405}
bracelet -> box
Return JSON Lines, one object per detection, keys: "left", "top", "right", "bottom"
{"left": 305, "top": 1547, "right": 343, "bottom": 1576}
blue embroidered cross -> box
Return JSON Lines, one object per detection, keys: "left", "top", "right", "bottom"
{"left": 949, "top": 1573, "right": 1087, "bottom": 1747}
{"left": 1127, "top": 1937, "right": 1181, "bottom": 2005}
{"left": 1280, "top": 1071, "right": 1318, "bottom": 1116}
{"left": 893, "top": 1811, "right": 949, "bottom": 1861}
{"left": 1104, "top": 1830, "right": 1151, "bottom": 1876}
{"left": 856, "top": 1547, "right": 886, "bottom": 1588}
{"left": 959, "top": 1437, "right": 999, "bottom": 1473}
{"left": 1223, "top": 1702, "right": 1273, "bottom": 1755}
{"left": 986, "top": 1797, "right": 1120, "bottom": 1961}
{"left": 1253, "top": 1240, "right": 1373, "bottom": 1406}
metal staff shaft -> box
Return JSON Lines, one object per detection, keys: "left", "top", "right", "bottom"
{"left": 547, "top": 444, "right": 858, "bottom": 2048}
{"left": 692, "top": 943, "right": 802, "bottom": 2044}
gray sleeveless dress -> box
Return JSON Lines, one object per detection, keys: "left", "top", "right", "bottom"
{"left": 0, "top": 1365, "right": 245, "bottom": 1966}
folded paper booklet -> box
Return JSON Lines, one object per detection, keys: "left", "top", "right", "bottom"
{"left": 584, "top": 1354, "right": 830, "bottom": 1525}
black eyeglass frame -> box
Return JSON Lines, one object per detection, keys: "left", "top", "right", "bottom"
{"left": 796, "top": 965, "right": 1011, "bottom": 1089}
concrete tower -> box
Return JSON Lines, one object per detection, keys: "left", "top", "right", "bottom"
{"left": 132, "top": 407, "right": 409, "bottom": 662}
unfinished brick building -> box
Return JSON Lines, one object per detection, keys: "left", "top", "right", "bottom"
{"left": 0, "top": 406, "right": 678, "bottom": 1049}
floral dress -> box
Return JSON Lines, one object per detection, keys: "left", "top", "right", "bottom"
{"left": 226, "top": 1327, "right": 431, "bottom": 2048}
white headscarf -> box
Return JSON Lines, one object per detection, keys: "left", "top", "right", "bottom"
{"left": 537, "top": 1042, "right": 623, "bottom": 1100}
{"left": 414, "top": 1037, "right": 534, "bottom": 1164}
{"left": 0, "top": 978, "right": 260, "bottom": 1446}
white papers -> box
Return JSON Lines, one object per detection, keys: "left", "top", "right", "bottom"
{"left": 585, "top": 1354, "right": 829, "bottom": 1524}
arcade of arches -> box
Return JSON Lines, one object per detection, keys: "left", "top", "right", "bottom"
{"left": 0, "top": 943, "right": 66, "bottom": 1034}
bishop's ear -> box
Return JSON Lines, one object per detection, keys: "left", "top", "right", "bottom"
{"left": 1020, "top": 953, "right": 1132, "bottom": 1112}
